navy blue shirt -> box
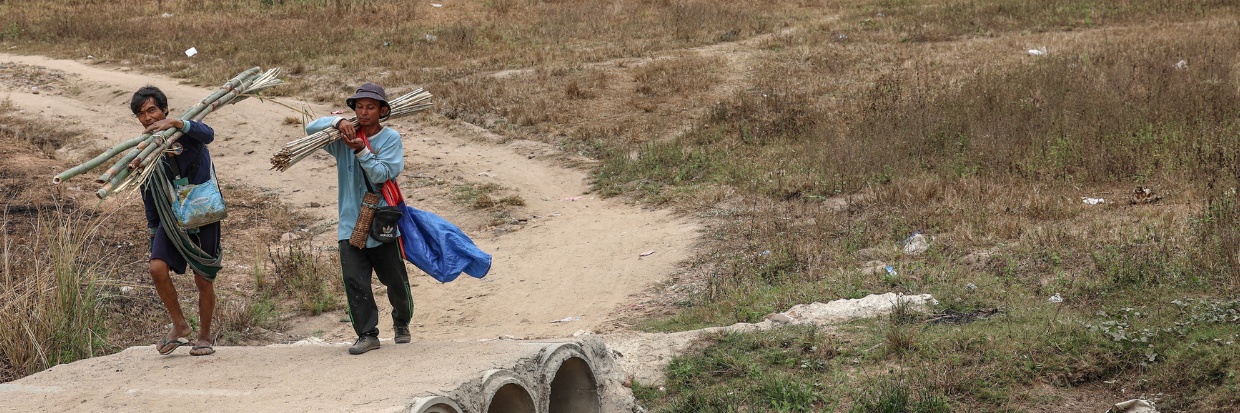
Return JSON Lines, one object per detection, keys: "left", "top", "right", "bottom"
{"left": 141, "top": 120, "right": 215, "bottom": 230}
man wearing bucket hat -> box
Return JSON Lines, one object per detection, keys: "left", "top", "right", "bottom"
{"left": 304, "top": 82, "right": 414, "bottom": 355}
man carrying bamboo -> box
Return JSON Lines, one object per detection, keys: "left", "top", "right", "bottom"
{"left": 304, "top": 83, "right": 414, "bottom": 355}
{"left": 134, "top": 86, "right": 220, "bottom": 357}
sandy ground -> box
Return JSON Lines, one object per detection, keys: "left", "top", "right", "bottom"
{"left": 1, "top": 52, "right": 698, "bottom": 341}
{"left": 0, "top": 52, "right": 700, "bottom": 408}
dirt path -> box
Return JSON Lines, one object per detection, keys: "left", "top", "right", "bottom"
{"left": 0, "top": 52, "right": 700, "bottom": 343}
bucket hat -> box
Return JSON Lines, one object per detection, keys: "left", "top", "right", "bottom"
{"left": 346, "top": 83, "right": 390, "bottom": 112}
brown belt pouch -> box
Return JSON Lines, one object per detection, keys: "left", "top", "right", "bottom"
{"left": 350, "top": 192, "right": 381, "bottom": 248}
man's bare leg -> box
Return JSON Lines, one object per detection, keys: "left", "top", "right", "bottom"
{"left": 150, "top": 259, "right": 192, "bottom": 352}
{"left": 190, "top": 272, "right": 216, "bottom": 355}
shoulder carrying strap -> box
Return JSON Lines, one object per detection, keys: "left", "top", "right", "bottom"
{"left": 357, "top": 157, "right": 379, "bottom": 194}
{"left": 354, "top": 130, "right": 381, "bottom": 194}
{"left": 163, "top": 143, "right": 202, "bottom": 180}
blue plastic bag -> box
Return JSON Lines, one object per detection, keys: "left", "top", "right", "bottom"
{"left": 172, "top": 166, "right": 226, "bottom": 229}
{"left": 398, "top": 204, "right": 491, "bottom": 282}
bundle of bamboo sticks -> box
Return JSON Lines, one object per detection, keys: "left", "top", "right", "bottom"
{"left": 269, "top": 88, "right": 432, "bottom": 172}
{"left": 53, "top": 67, "right": 283, "bottom": 199}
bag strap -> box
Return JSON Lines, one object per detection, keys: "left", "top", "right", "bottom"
{"left": 163, "top": 143, "right": 202, "bottom": 181}
{"left": 354, "top": 129, "right": 409, "bottom": 260}
{"left": 354, "top": 129, "right": 387, "bottom": 196}
{"left": 357, "top": 155, "right": 379, "bottom": 195}
{"left": 354, "top": 130, "right": 405, "bottom": 206}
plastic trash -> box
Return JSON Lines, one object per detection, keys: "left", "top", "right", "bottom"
{"left": 1173, "top": 59, "right": 1188, "bottom": 70}
{"left": 901, "top": 232, "right": 930, "bottom": 255}
{"left": 1082, "top": 197, "right": 1105, "bottom": 205}
{"left": 185, "top": 47, "right": 198, "bottom": 57}
{"left": 901, "top": 230, "right": 921, "bottom": 246}
{"left": 1107, "top": 399, "right": 1157, "bottom": 413}
{"left": 884, "top": 265, "right": 897, "bottom": 276}
{"left": 1048, "top": 293, "right": 1063, "bottom": 303}
{"left": 1027, "top": 47, "right": 1046, "bottom": 56}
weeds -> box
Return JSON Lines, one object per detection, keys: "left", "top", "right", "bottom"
{"left": 645, "top": 325, "right": 836, "bottom": 412}
{"left": 264, "top": 241, "right": 341, "bottom": 315}
{"left": 3, "top": 0, "right": 1240, "bottom": 410}
{"left": 214, "top": 252, "right": 280, "bottom": 343}
{"left": 0, "top": 209, "right": 114, "bottom": 379}
{"left": 851, "top": 374, "right": 950, "bottom": 413}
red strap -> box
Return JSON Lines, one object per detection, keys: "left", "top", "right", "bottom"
{"left": 359, "top": 130, "right": 408, "bottom": 258}
{"left": 358, "top": 131, "right": 405, "bottom": 205}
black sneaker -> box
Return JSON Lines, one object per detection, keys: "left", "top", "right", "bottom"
{"left": 394, "top": 326, "right": 411, "bottom": 344}
{"left": 348, "top": 336, "right": 380, "bottom": 355}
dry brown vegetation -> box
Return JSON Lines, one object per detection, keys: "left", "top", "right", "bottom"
{"left": 0, "top": 96, "right": 324, "bottom": 379}
{"left": 3, "top": 0, "right": 1240, "bottom": 411}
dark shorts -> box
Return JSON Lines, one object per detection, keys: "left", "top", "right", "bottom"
{"left": 150, "top": 221, "right": 221, "bottom": 276}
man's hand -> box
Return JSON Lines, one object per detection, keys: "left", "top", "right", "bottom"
{"left": 144, "top": 118, "right": 184, "bottom": 134}
{"left": 336, "top": 120, "right": 365, "bottom": 151}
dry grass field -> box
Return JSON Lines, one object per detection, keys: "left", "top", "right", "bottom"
{"left": 3, "top": 0, "right": 1240, "bottom": 411}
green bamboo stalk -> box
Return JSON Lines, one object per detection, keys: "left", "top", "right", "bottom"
{"left": 95, "top": 69, "right": 262, "bottom": 184}
{"left": 135, "top": 74, "right": 263, "bottom": 168}
{"left": 99, "top": 104, "right": 216, "bottom": 199}
{"left": 95, "top": 128, "right": 179, "bottom": 184}
{"left": 99, "top": 70, "right": 279, "bottom": 199}
{"left": 52, "top": 134, "right": 148, "bottom": 184}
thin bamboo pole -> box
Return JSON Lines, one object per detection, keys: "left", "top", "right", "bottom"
{"left": 97, "top": 68, "right": 285, "bottom": 199}
{"left": 52, "top": 135, "right": 147, "bottom": 184}
{"left": 269, "top": 89, "right": 432, "bottom": 172}
{"left": 95, "top": 70, "right": 259, "bottom": 184}
{"left": 85, "top": 67, "right": 261, "bottom": 185}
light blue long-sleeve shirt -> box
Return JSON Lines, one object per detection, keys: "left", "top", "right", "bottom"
{"left": 306, "top": 116, "right": 404, "bottom": 248}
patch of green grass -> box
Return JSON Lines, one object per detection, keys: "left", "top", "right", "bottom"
{"left": 640, "top": 325, "right": 836, "bottom": 412}
{"left": 452, "top": 182, "right": 502, "bottom": 209}
{"left": 851, "top": 375, "right": 950, "bottom": 413}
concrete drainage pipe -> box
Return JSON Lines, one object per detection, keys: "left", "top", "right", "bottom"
{"left": 538, "top": 343, "right": 601, "bottom": 413}
{"left": 480, "top": 369, "right": 537, "bottom": 413}
{"left": 409, "top": 395, "right": 463, "bottom": 413}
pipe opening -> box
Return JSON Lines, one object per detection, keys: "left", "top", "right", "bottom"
{"left": 420, "top": 403, "right": 460, "bottom": 413}
{"left": 410, "top": 395, "right": 462, "bottom": 413}
{"left": 486, "top": 383, "right": 536, "bottom": 413}
{"left": 548, "top": 356, "right": 600, "bottom": 413}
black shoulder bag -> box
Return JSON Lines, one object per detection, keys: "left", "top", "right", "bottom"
{"left": 358, "top": 160, "right": 402, "bottom": 244}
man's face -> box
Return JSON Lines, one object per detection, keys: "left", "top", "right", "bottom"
{"left": 353, "top": 98, "right": 388, "bottom": 128}
{"left": 135, "top": 97, "right": 166, "bottom": 128}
